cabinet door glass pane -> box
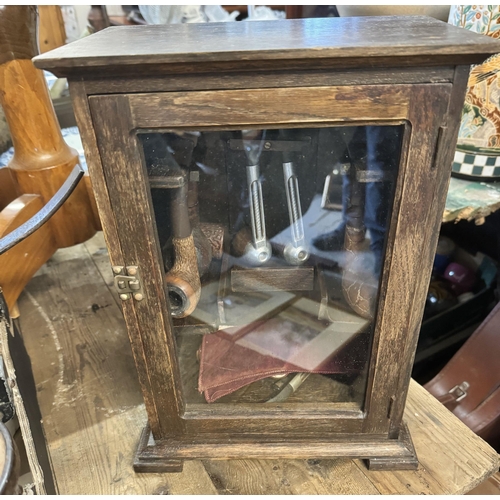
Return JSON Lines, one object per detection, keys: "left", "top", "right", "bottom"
{"left": 139, "top": 125, "right": 403, "bottom": 406}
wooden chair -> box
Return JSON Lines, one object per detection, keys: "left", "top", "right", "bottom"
{"left": 0, "top": 6, "right": 99, "bottom": 313}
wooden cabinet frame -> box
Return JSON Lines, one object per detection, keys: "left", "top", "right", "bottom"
{"left": 34, "top": 15, "right": 499, "bottom": 473}
{"left": 70, "top": 79, "right": 459, "bottom": 471}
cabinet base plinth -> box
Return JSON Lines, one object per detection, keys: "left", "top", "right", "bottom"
{"left": 134, "top": 421, "right": 418, "bottom": 473}
{"left": 366, "top": 455, "right": 419, "bottom": 471}
{"left": 133, "top": 458, "right": 184, "bottom": 473}
{"left": 134, "top": 427, "right": 184, "bottom": 473}
{"left": 366, "top": 422, "right": 418, "bottom": 470}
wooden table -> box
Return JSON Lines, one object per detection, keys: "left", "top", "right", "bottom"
{"left": 16, "top": 233, "right": 499, "bottom": 494}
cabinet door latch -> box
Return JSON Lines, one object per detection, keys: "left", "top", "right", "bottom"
{"left": 112, "top": 266, "right": 143, "bottom": 302}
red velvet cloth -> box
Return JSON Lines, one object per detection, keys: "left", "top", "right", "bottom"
{"left": 198, "top": 321, "right": 367, "bottom": 403}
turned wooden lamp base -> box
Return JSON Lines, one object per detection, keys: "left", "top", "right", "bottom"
{"left": 133, "top": 421, "right": 418, "bottom": 473}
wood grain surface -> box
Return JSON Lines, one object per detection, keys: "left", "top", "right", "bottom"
{"left": 37, "top": 6, "right": 66, "bottom": 54}
{"left": 33, "top": 16, "right": 500, "bottom": 78}
{"left": 86, "top": 80, "right": 462, "bottom": 458}
{"left": 0, "top": 6, "right": 98, "bottom": 313}
{"left": 0, "top": 5, "right": 38, "bottom": 65}
{"left": 16, "top": 233, "right": 499, "bottom": 494}
{"left": 30, "top": 13, "right": 500, "bottom": 487}
{"left": 230, "top": 267, "right": 315, "bottom": 292}
{"left": 88, "top": 95, "right": 186, "bottom": 439}
{"left": 0, "top": 195, "right": 56, "bottom": 309}
{"left": 362, "top": 83, "right": 453, "bottom": 435}
{"left": 126, "top": 85, "right": 410, "bottom": 129}
{"left": 0, "top": 6, "right": 97, "bottom": 249}
{"left": 81, "top": 67, "right": 456, "bottom": 96}
{"left": 0, "top": 167, "right": 19, "bottom": 211}
{"left": 0, "top": 57, "right": 95, "bottom": 248}
{"left": 0, "top": 314, "right": 39, "bottom": 494}
{"left": 387, "top": 66, "right": 471, "bottom": 437}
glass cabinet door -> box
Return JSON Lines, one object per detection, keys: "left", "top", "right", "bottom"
{"left": 138, "top": 124, "right": 404, "bottom": 407}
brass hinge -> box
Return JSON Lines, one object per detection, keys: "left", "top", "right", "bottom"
{"left": 112, "top": 266, "right": 143, "bottom": 302}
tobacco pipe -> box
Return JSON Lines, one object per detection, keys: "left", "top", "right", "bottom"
{"left": 280, "top": 129, "right": 309, "bottom": 265}
{"left": 241, "top": 130, "right": 272, "bottom": 266}
{"left": 187, "top": 171, "right": 212, "bottom": 275}
{"left": 164, "top": 169, "right": 201, "bottom": 318}
{"left": 341, "top": 157, "right": 376, "bottom": 320}
{"left": 266, "top": 373, "right": 310, "bottom": 403}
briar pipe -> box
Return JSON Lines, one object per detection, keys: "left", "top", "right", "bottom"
{"left": 341, "top": 158, "right": 376, "bottom": 320}
{"left": 165, "top": 172, "right": 201, "bottom": 318}
{"left": 187, "top": 171, "right": 212, "bottom": 276}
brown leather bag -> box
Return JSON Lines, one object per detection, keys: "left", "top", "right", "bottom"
{"left": 424, "top": 301, "right": 500, "bottom": 450}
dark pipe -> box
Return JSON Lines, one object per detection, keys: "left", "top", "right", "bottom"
{"left": 342, "top": 157, "right": 377, "bottom": 320}
{"left": 170, "top": 181, "right": 191, "bottom": 240}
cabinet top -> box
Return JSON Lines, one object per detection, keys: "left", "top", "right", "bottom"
{"left": 34, "top": 16, "right": 500, "bottom": 78}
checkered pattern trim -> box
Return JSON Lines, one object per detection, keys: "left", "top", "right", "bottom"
{"left": 452, "top": 151, "right": 500, "bottom": 177}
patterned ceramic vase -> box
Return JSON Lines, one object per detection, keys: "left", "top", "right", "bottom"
{"left": 449, "top": 5, "right": 500, "bottom": 180}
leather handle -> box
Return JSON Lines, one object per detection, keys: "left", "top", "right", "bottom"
{"left": 434, "top": 382, "right": 470, "bottom": 409}
{"left": 0, "top": 164, "right": 84, "bottom": 255}
{"left": 435, "top": 393, "right": 458, "bottom": 407}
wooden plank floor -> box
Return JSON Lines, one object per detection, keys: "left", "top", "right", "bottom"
{"left": 16, "top": 233, "right": 500, "bottom": 495}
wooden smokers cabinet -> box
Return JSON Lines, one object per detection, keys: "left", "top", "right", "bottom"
{"left": 35, "top": 17, "right": 500, "bottom": 472}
